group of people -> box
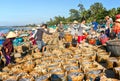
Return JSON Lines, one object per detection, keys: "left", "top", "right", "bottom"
{"left": 1, "top": 14, "right": 120, "bottom": 66}
{"left": 56, "top": 14, "right": 120, "bottom": 46}
{"left": 0, "top": 24, "right": 53, "bottom": 66}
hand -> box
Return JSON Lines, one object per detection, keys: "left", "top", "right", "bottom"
{"left": 5, "top": 48, "right": 8, "bottom": 53}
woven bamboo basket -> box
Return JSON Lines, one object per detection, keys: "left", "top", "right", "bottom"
{"left": 14, "top": 46, "right": 23, "bottom": 53}
{"left": 116, "top": 57, "right": 120, "bottom": 66}
{"left": 97, "top": 52, "right": 110, "bottom": 62}
{"left": 29, "top": 70, "right": 42, "bottom": 79}
{"left": 34, "top": 59, "right": 41, "bottom": 65}
{"left": 82, "top": 53, "right": 96, "bottom": 61}
{"left": 15, "top": 58, "right": 24, "bottom": 63}
{"left": 22, "top": 61, "right": 35, "bottom": 73}
{"left": 49, "top": 68, "right": 63, "bottom": 74}
{"left": 113, "top": 67, "right": 120, "bottom": 79}
{"left": 86, "top": 71, "right": 103, "bottom": 81}
{"left": 97, "top": 49, "right": 106, "bottom": 53}
{"left": 51, "top": 71, "right": 66, "bottom": 81}
{"left": 82, "top": 62, "right": 105, "bottom": 73}
{"left": 67, "top": 72, "right": 84, "bottom": 81}
{"left": 106, "top": 57, "right": 118, "bottom": 69}
{"left": 32, "top": 53, "right": 42, "bottom": 59}
{"left": 19, "top": 74, "right": 34, "bottom": 81}
{"left": 64, "top": 33, "right": 72, "bottom": 43}
{"left": 4, "top": 76, "right": 18, "bottom": 81}
{"left": 101, "top": 78, "right": 119, "bottom": 81}
{"left": 79, "top": 56, "right": 94, "bottom": 64}
{"left": 65, "top": 65, "right": 80, "bottom": 72}
{"left": 0, "top": 72, "right": 9, "bottom": 80}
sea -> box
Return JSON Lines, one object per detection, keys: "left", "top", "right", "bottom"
{"left": 0, "top": 26, "right": 33, "bottom": 33}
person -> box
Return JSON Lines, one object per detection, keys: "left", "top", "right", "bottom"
{"left": 77, "top": 23, "right": 83, "bottom": 44}
{"left": 57, "top": 21, "right": 65, "bottom": 40}
{"left": 109, "top": 17, "right": 113, "bottom": 28}
{"left": 78, "top": 19, "right": 88, "bottom": 44}
{"left": 35, "top": 24, "right": 52, "bottom": 53}
{"left": 70, "top": 20, "right": 79, "bottom": 39}
{"left": 99, "top": 30, "right": 108, "bottom": 45}
{"left": 1, "top": 31, "right": 17, "bottom": 66}
{"left": 29, "top": 28, "right": 37, "bottom": 45}
{"left": 92, "top": 19, "right": 98, "bottom": 31}
{"left": 113, "top": 18, "right": 120, "bottom": 39}
{"left": 105, "top": 16, "right": 111, "bottom": 37}
{"left": 0, "top": 51, "right": 2, "bottom": 64}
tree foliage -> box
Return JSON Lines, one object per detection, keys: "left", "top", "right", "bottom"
{"left": 47, "top": 2, "right": 120, "bottom": 26}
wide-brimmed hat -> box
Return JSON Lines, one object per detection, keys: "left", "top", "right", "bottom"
{"left": 116, "top": 19, "right": 120, "bottom": 22}
{"left": 105, "top": 16, "right": 109, "bottom": 19}
{"left": 6, "top": 31, "right": 17, "bottom": 38}
{"left": 73, "top": 20, "right": 78, "bottom": 24}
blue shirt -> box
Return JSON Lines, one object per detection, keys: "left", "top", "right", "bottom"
{"left": 92, "top": 22, "right": 98, "bottom": 31}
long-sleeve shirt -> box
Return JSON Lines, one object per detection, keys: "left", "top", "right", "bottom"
{"left": 35, "top": 28, "right": 52, "bottom": 41}
{"left": 2, "top": 38, "right": 14, "bottom": 55}
{"left": 78, "top": 25, "right": 83, "bottom": 36}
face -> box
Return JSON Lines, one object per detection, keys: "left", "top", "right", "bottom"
{"left": 82, "top": 20, "right": 86, "bottom": 24}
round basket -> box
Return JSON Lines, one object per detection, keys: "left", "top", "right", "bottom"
{"left": 106, "top": 40, "right": 120, "bottom": 56}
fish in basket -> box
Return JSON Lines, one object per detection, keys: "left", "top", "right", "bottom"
{"left": 106, "top": 57, "right": 118, "bottom": 69}
{"left": 113, "top": 67, "right": 120, "bottom": 79}
{"left": 97, "top": 51, "right": 111, "bottom": 63}
{"left": 67, "top": 72, "right": 84, "bottom": 81}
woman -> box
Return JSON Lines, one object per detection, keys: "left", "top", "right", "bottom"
{"left": 1, "top": 31, "right": 17, "bottom": 66}
{"left": 99, "top": 31, "right": 108, "bottom": 45}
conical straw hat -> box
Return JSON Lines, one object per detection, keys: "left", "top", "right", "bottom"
{"left": 6, "top": 31, "right": 17, "bottom": 38}
{"left": 116, "top": 19, "right": 120, "bottom": 22}
{"left": 73, "top": 20, "right": 78, "bottom": 24}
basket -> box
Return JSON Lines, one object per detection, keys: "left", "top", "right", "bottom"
{"left": 67, "top": 72, "right": 84, "bottom": 81}
{"left": 97, "top": 52, "right": 110, "bottom": 62}
{"left": 106, "top": 57, "right": 118, "bottom": 69}
{"left": 113, "top": 67, "right": 120, "bottom": 79}
{"left": 106, "top": 40, "right": 120, "bottom": 56}
{"left": 64, "top": 33, "right": 72, "bottom": 43}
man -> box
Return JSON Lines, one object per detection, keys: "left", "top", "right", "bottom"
{"left": 92, "top": 19, "right": 98, "bottom": 31}
{"left": 57, "top": 21, "right": 64, "bottom": 40}
{"left": 35, "top": 24, "right": 52, "bottom": 53}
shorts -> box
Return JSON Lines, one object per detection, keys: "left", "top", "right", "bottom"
{"left": 36, "top": 40, "right": 46, "bottom": 50}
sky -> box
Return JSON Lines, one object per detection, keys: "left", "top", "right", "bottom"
{"left": 0, "top": 0, "right": 120, "bottom": 26}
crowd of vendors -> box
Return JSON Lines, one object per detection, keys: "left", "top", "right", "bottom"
{"left": 0, "top": 14, "right": 120, "bottom": 67}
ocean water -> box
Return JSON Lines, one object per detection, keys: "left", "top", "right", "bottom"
{"left": 0, "top": 27, "right": 33, "bottom": 33}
